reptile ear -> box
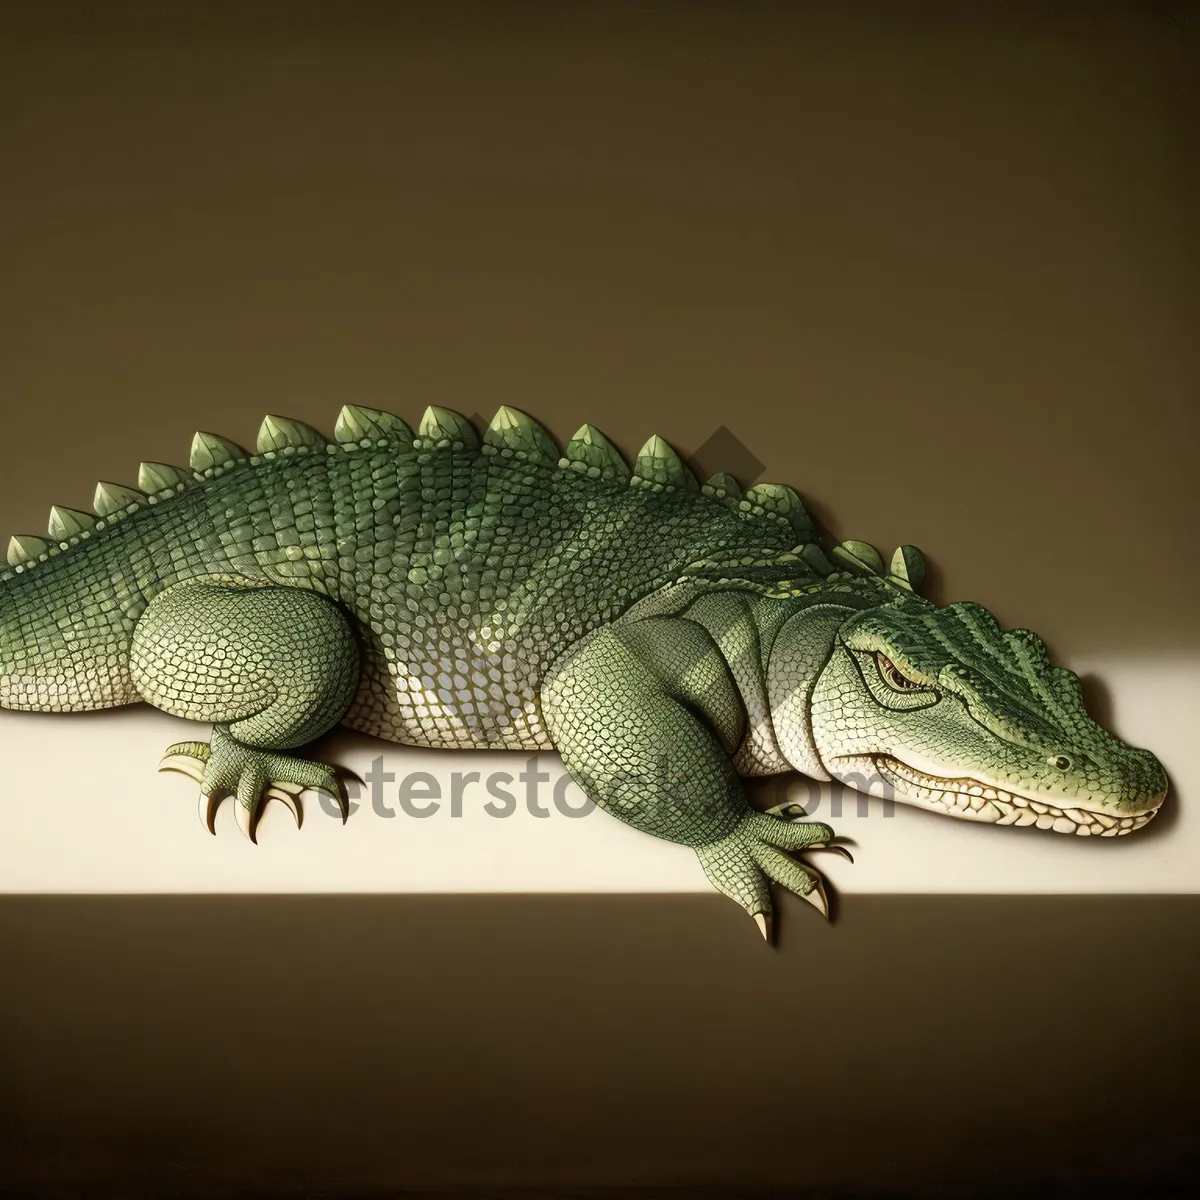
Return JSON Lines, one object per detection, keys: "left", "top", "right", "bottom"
{"left": 561, "top": 424, "right": 629, "bottom": 480}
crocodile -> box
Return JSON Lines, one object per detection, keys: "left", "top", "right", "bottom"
{"left": 0, "top": 405, "right": 1167, "bottom": 936}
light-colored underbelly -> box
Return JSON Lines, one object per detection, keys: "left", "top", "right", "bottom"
{"left": 344, "top": 657, "right": 555, "bottom": 751}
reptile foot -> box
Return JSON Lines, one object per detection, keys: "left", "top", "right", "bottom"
{"left": 697, "top": 811, "right": 836, "bottom": 943}
{"left": 159, "top": 726, "right": 348, "bottom": 842}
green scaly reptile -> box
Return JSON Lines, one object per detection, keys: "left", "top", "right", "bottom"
{"left": 0, "top": 405, "right": 1167, "bottom": 936}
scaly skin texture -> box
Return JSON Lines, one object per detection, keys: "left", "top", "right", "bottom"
{"left": 0, "top": 405, "right": 1168, "bottom": 936}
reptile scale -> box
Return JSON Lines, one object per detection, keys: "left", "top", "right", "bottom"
{"left": 0, "top": 405, "right": 1167, "bottom": 937}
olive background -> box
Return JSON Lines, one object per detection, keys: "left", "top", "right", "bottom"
{"left": 0, "top": 2, "right": 1196, "bottom": 1194}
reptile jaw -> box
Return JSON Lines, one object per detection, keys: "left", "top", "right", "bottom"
{"left": 873, "top": 755, "right": 1162, "bottom": 837}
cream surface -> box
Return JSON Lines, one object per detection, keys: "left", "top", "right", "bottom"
{"left": 1, "top": 655, "right": 1194, "bottom": 894}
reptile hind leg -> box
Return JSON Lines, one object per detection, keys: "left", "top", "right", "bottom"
{"left": 131, "top": 582, "right": 360, "bottom": 840}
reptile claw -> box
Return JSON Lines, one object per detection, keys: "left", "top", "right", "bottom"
{"left": 160, "top": 754, "right": 206, "bottom": 785}
{"left": 235, "top": 797, "right": 258, "bottom": 843}
{"left": 161, "top": 743, "right": 216, "bottom": 822}
{"left": 234, "top": 766, "right": 269, "bottom": 843}
{"left": 312, "top": 775, "right": 350, "bottom": 824}
{"left": 202, "top": 790, "right": 223, "bottom": 835}
{"left": 811, "top": 843, "right": 855, "bottom": 864}
{"left": 753, "top": 911, "right": 773, "bottom": 944}
{"left": 159, "top": 744, "right": 210, "bottom": 785}
{"left": 264, "top": 785, "right": 303, "bottom": 829}
{"left": 802, "top": 878, "right": 830, "bottom": 919}
{"left": 329, "top": 787, "right": 349, "bottom": 824}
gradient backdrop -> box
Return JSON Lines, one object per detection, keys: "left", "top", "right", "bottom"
{"left": 0, "top": 2, "right": 1197, "bottom": 1195}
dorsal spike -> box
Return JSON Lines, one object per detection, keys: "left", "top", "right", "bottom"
{"left": 1051, "top": 665, "right": 1086, "bottom": 709}
{"left": 702, "top": 472, "right": 742, "bottom": 503}
{"left": 256, "top": 414, "right": 328, "bottom": 454}
{"left": 1004, "top": 627, "right": 1052, "bottom": 672}
{"left": 484, "top": 405, "right": 557, "bottom": 460}
{"left": 48, "top": 505, "right": 96, "bottom": 541}
{"left": 831, "top": 540, "right": 885, "bottom": 575}
{"left": 418, "top": 406, "right": 479, "bottom": 449}
{"left": 190, "top": 431, "right": 247, "bottom": 473}
{"left": 561, "top": 424, "right": 629, "bottom": 480}
{"left": 798, "top": 543, "right": 835, "bottom": 576}
{"left": 138, "top": 462, "right": 192, "bottom": 494}
{"left": 889, "top": 544, "right": 926, "bottom": 591}
{"left": 93, "top": 481, "right": 147, "bottom": 518}
{"left": 632, "top": 435, "right": 697, "bottom": 492}
{"left": 334, "top": 405, "right": 413, "bottom": 445}
{"left": 7, "top": 534, "right": 51, "bottom": 567}
{"left": 743, "top": 483, "right": 813, "bottom": 536}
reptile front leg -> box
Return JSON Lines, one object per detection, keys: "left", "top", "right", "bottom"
{"left": 543, "top": 617, "right": 834, "bottom": 939}
{"left": 130, "top": 582, "right": 360, "bottom": 840}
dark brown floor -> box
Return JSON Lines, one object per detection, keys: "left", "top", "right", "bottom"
{"left": 2, "top": 894, "right": 1198, "bottom": 1195}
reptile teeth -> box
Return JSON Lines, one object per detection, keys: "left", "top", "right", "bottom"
{"left": 876, "top": 756, "right": 1160, "bottom": 836}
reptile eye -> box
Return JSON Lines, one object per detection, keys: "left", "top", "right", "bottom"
{"left": 875, "top": 652, "right": 923, "bottom": 692}
{"left": 1052, "top": 755, "right": 1073, "bottom": 771}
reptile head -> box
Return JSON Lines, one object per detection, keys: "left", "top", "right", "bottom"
{"left": 806, "top": 600, "right": 1167, "bottom": 837}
